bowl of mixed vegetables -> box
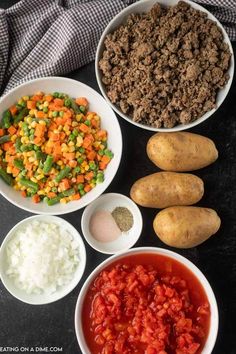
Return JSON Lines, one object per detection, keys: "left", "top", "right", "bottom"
{"left": 0, "top": 77, "right": 122, "bottom": 214}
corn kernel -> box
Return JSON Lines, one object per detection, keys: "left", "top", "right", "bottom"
{"left": 30, "top": 177, "right": 38, "bottom": 183}
{"left": 28, "top": 157, "right": 35, "bottom": 163}
{"left": 75, "top": 152, "right": 80, "bottom": 158}
{"left": 31, "top": 121, "right": 37, "bottom": 128}
{"left": 48, "top": 181, "right": 55, "bottom": 187}
{"left": 72, "top": 121, "right": 78, "bottom": 127}
{"left": 7, "top": 166, "right": 12, "bottom": 173}
{"left": 45, "top": 187, "right": 51, "bottom": 193}
{"left": 36, "top": 174, "right": 44, "bottom": 180}
{"left": 57, "top": 161, "right": 63, "bottom": 166}
{"left": 49, "top": 111, "right": 53, "bottom": 118}
{"left": 60, "top": 198, "right": 67, "bottom": 204}
{"left": 76, "top": 136, "right": 83, "bottom": 147}
{"left": 58, "top": 125, "right": 63, "bottom": 131}
{"left": 57, "top": 187, "right": 61, "bottom": 193}
{"left": 44, "top": 101, "right": 49, "bottom": 107}
{"left": 69, "top": 146, "right": 75, "bottom": 152}
{"left": 38, "top": 190, "right": 44, "bottom": 195}
{"left": 39, "top": 120, "right": 46, "bottom": 125}
{"left": 76, "top": 114, "right": 83, "bottom": 121}
{"left": 68, "top": 141, "right": 74, "bottom": 147}
{"left": 26, "top": 117, "right": 32, "bottom": 124}
{"left": 11, "top": 134, "right": 17, "bottom": 142}
{"left": 66, "top": 131, "right": 70, "bottom": 136}
{"left": 0, "top": 150, "right": 3, "bottom": 156}
{"left": 53, "top": 129, "right": 59, "bottom": 134}
{"left": 85, "top": 165, "right": 89, "bottom": 171}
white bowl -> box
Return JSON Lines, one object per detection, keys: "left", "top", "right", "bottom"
{"left": 75, "top": 247, "right": 218, "bottom": 354}
{"left": 95, "top": 0, "right": 234, "bottom": 132}
{"left": 0, "top": 77, "right": 122, "bottom": 214}
{"left": 0, "top": 215, "right": 86, "bottom": 305}
{"left": 81, "top": 193, "right": 143, "bottom": 254}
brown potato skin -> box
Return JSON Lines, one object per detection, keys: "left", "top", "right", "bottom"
{"left": 147, "top": 132, "right": 218, "bottom": 171}
{"left": 130, "top": 172, "right": 204, "bottom": 208}
{"left": 153, "top": 206, "right": 221, "bottom": 248}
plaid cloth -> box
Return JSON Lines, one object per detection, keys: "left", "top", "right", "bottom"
{"left": 0, "top": 0, "right": 235, "bottom": 95}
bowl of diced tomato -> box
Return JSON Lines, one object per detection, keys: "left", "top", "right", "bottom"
{"left": 75, "top": 247, "right": 218, "bottom": 354}
{"left": 0, "top": 77, "right": 122, "bottom": 214}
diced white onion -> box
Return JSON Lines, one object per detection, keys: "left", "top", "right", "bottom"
{"left": 6, "top": 220, "right": 80, "bottom": 295}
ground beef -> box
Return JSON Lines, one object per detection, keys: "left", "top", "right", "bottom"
{"left": 99, "top": 1, "right": 231, "bottom": 128}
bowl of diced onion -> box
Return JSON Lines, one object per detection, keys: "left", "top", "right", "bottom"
{"left": 0, "top": 215, "right": 86, "bottom": 304}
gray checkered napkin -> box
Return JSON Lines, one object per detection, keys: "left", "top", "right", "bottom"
{"left": 0, "top": 0, "right": 235, "bottom": 95}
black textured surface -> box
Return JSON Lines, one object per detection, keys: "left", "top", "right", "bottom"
{"left": 0, "top": 1, "right": 236, "bottom": 354}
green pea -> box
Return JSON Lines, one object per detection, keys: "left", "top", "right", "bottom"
{"left": 59, "top": 111, "right": 64, "bottom": 117}
{"left": 73, "top": 166, "right": 81, "bottom": 174}
{"left": 51, "top": 187, "right": 57, "bottom": 193}
{"left": 79, "top": 105, "right": 86, "bottom": 113}
{"left": 78, "top": 183, "right": 84, "bottom": 190}
{"left": 80, "top": 190, "right": 86, "bottom": 196}
{"left": 43, "top": 107, "right": 48, "bottom": 113}
{"left": 72, "top": 129, "right": 79, "bottom": 136}
{"left": 69, "top": 134, "right": 76, "bottom": 141}
{"left": 98, "top": 149, "right": 104, "bottom": 156}
{"left": 84, "top": 120, "right": 91, "bottom": 126}
{"left": 53, "top": 92, "right": 59, "bottom": 98}
{"left": 78, "top": 147, "right": 85, "bottom": 153}
{"left": 64, "top": 98, "right": 71, "bottom": 107}
{"left": 77, "top": 157, "right": 84, "bottom": 164}
{"left": 52, "top": 111, "right": 58, "bottom": 117}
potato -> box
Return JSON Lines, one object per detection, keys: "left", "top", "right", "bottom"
{"left": 147, "top": 132, "right": 218, "bottom": 171}
{"left": 153, "top": 206, "right": 221, "bottom": 248}
{"left": 130, "top": 172, "right": 204, "bottom": 208}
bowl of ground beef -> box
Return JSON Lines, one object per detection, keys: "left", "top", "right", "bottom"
{"left": 96, "top": 0, "right": 234, "bottom": 131}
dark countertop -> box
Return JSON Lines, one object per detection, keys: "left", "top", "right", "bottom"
{"left": 0, "top": 1, "right": 236, "bottom": 354}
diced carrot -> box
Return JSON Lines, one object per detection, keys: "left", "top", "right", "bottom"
{"left": 0, "top": 129, "right": 4, "bottom": 137}
{"left": 85, "top": 171, "right": 94, "bottom": 181}
{"left": 33, "top": 136, "right": 42, "bottom": 145}
{"left": 91, "top": 119, "right": 99, "bottom": 128}
{"left": 44, "top": 146, "right": 53, "bottom": 154}
{"left": 84, "top": 184, "right": 92, "bottom": 193}
{"left": 31, "top": 95, "right": 42, "bottom": 101}
{"left": 99, "top": 162, "right": 107, "bottom": 170}
{"left": 83, "top": 136, "right": 92, "bottom": 149}
{"left": 71, "top": 193, "right": 81, "bottom": 200}
{"left": 53, "top": 143, "right": 61, "bottom": 155}
{"left": 9, "top": 105, "right": 18, "bottom": 116}
{"left": 36, "top": 111, "right": 45, "bottom": 119}
{"left": 59, "top": 178, "right": 71, "bottom": 191}
{"left": 55, "top": 117, "right": 66, "bottom": 126}
{"left": 48, "top": 122, "right": 57, "bottom": 131}
{"left": 79, "top": 123, "right": 89, "bottom": 133}
{"left": 97, "top": 154, "right": 102, "bottom": 161}
{"left": 44, "top": 95, "right": 53, "bottom": 102}
{"left": 63, "top": 152, "right": 75, "bottom": 160}
{"left": 49, "top": 132, "right": 60, "bottom": 141}
{"left": 97, "top": 130, "right": 107, "bottom": 139}
{"left": 64, "top": 111, "right": 72, "bottom": 119}
{"left": 2, "top": 142, "right": 13, "bottom": 151}
{"left": 53, "top": 98, "right": 64, "bottom": 107}
{"left": 27, "top": 101, "right": 36, "bottom": 109}
{"left": 35, "top": 123, "right": 46, "bottom": 137}
{"left": 87, "top": 151, "right": 96, "bottom": 160}
{"left": 12, "top": 167, "right": 20, "bottom": 175}
{"left": 8, "top": 125, "right": 17, "bottom": 135}
{"left": 47, "top": 192, "right": 57, "bottom": 198}
{"left": 101, "top": 155, "right": 111, "bottom": 164}
{"left": 32, "top": 194, "right": 40, "bottom": 203}
{"left": 60, "top": 132, "right": 66, "bottom": 140}
{"left": 21, "top": 191, "right": 27, "bottom": 198}
{"left": 76, "top": 175, "right": 84, "bottom": 183}
{"left": 68, "top": 160, "right": 77, "bottom": 168}
{"left": 75, "top": 97, "right": 88, "bottom": 107}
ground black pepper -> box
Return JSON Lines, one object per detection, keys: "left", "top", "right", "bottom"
{"left": 111, "top": 207, "right": 134, "bottom": 232}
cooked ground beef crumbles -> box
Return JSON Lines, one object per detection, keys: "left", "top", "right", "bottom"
{"left": 99, "top": 1, "right": 231, "bottom": 128}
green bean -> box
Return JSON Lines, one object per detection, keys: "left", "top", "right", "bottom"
{"left": 70, "top": 99, "right": 80, "bottom": 114}
{"left": 19, "top": 178, "right": 38, "bottom": 192}
{"left": 0, "top": 135, "right": 11, "bottom": 144}
{"left": 14, "top": 107, "right": 29, "bottom": 124}
{"left": 13, "top": 159, "right": 24, "bottom": 170}
{"left": 15, "top": 137, "right": 22, "bottom": 152}
{"left": 46, "top": 188, "right": 75, "bottom": 206}
{"left": 0, "top": 168, "right": 13, "bottom": 185}
{"left": 2, "top": 110, "right": 12, "bottom": 129}
{"left": 36, "top": 151, "right": 45, "bottom": 161}
{"left": 61, "top": 188, "right": 75, "bottom": 197}
{"left": 47, "top": 196, "right": 61, "bottom": 206}
{"left": 54, "top": 166, "right": 71, "bottom": 183}
{"left": 43, "top": 155, "right": 54, "bottom": 173}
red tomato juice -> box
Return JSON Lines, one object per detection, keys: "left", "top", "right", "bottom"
{"left": 81, "top": 253, "right": 210, "bottom": 354}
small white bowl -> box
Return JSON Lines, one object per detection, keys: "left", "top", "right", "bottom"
{"left": 75, "top": 247, "right": 218, "bottom": 354}
{"left": 81, "top": 193, "right": 143, "bottom": 254}
{"left": 95, "top": 0, "right": 234, "bottom": 132}
{"left": 0, "top": 215, "right": 86, "bottom": 305}
{"left": 0, "top": 77, "right": 122, "bottom": 215}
